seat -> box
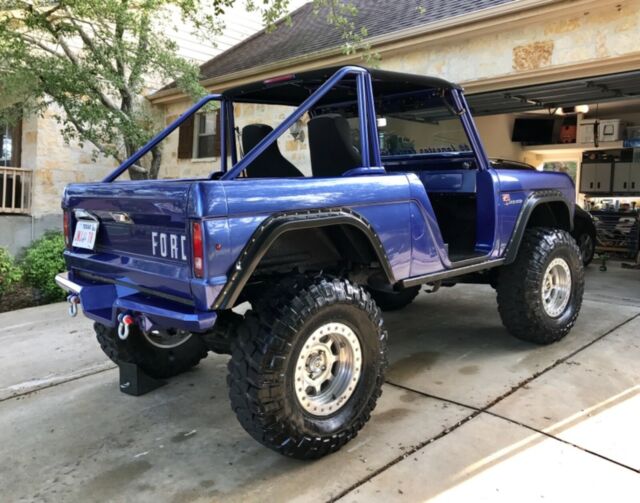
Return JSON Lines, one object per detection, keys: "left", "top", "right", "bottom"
{"left": 308, "top": 114, "right": 361, "bottom": 177}
{"left": 241, "top": 124, "right": 303, "bottom": 178}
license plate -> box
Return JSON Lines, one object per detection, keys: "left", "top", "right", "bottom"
{"left": 72, "top": 220, "right": 99, "bottom": 250}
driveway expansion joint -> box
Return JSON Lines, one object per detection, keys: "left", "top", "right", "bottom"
{"left": 330, "top": 311, "right": 640, "bottom": 502}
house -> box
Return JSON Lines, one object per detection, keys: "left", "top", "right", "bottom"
{"left": 5, "top": 0, "right": 640, "bottom": 255}
{"left": 148, "top": 0, "right": 640, "bottom": 213}
{"left": 0, "top": 3, "right": 277, "bottom": 254}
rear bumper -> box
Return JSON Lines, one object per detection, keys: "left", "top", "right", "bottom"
{"left": 55, "top": 271, "right": 217, "bottom": 333}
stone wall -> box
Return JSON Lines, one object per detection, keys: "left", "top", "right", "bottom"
{"left": 379, "top": 0, "right": 639, "bottom": 85}
{"left": 0, "top": 106, "right": 118, "bottom": 254}
{"left": 25, "top": 105, "right": 117, "bottom": 218}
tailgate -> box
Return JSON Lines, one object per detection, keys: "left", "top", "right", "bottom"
{"left": 63, "top": 180, "right": 195, "bottom": 304}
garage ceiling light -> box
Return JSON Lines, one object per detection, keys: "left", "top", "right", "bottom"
{"left": 555, "top": 105, "right": 590, "bottom": 115}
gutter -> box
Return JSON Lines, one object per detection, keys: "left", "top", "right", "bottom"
{"left": 148, "top": 0, "right": 625, "bottom": 104}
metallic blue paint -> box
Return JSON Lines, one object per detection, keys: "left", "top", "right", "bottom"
{"left": 59, "top": 66, "right": 576, "bottom": 333}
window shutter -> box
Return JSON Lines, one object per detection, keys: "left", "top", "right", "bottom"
{"left": 212, "top": 110, "right": 222, "bottom": 157}
{"left": 177, "top": 115, "right": 194, "bottom": 159}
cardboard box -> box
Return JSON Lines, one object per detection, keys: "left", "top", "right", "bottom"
{"left": 599, "top": 119, "right": 625, "bottom": 142}
{"left": 577, "top": 119, "right": 597, "bottom": 144}
{"left": 577, "top": 118, "right": 626, "bottom": 144}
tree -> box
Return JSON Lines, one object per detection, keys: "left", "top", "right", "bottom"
{"left": 0, "top": 1, "right": 374, "bottom": 179}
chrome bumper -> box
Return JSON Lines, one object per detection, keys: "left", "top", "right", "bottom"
{"left": 55, "top": 271, "right": 82, "bottom": 295}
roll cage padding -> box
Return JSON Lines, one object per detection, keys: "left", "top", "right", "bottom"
{"left": 211, "top": 208, "right": 395, "bottom": 309}
{"left": 503, "top": 190, "right": 573, "bottom": 264}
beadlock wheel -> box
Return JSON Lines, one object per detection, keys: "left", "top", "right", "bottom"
{"left": 227, "top": 276, "right": 388, "bottom": 459}
{"left": 496, "top": 228, "right": 584, "bottom": 345}
{"left": 541, "top": 257, "right": 572, "bottom": 318}
{"left": 293, "top": 322, "right": 362, "bottom": 416}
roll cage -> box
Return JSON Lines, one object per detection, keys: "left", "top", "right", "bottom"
{"left": 103, "top": 65, "right": 490, "bottom": 182}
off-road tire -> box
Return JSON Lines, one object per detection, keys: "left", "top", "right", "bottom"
{"left": 227, "top": 276, "right": 387, "bottom": 459}
{"left": 496, "top": 228, "right": 584, "bottom": 345}
{"left": 202, "top": 310, "right": 244, "bottom": 355}
{"left": 94, "top": 323, "right": 208, "bottom": 379}
{"left": 575, "top": 225, "right": 596, "bottom": 266}
{"left": 368, "top": 285, "right": 420, "bottom": 311}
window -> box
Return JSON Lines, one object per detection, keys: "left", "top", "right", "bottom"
{"left": 0, "top": 120, "right": 21, "bottom": 167}
{"left": 176, "top": 110, "right": 220, "bottom": 160}
{"left": 336, "top": 91, "right": 472, "bottom": 157}
{"left": 543, "top": 161, "right": 578, "bottom": 183}
{"left": 195, "top": 111, "right": 220, "bottom": 158}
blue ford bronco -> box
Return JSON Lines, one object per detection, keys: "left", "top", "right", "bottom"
{"left": 57, "top": 66, "right": 584, "bottom": 459}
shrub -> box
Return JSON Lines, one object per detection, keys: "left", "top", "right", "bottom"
{"left": 21, "top": 231, "right": 67, "bottom": 302}
{"left": 0, "top": 247, "right": 22, "bottom": 298}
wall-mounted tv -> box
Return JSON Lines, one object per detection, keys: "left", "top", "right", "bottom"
{"left": 512, "top": 118, "right": 556, "bottom": 144}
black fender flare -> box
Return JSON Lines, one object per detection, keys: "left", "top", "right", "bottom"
{"left": 503, "top": 190, "right": 573, "bottom": 264}
{"left": 212, "top": 208, "right": 396, "bottom": 309}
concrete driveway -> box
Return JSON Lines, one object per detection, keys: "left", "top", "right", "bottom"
{"left": 2, "top": 265, "right": 639, "bottom": 502}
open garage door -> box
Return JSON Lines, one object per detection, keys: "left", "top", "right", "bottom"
{"left": 466, "top": 70, "right": 640, "bottom": 117}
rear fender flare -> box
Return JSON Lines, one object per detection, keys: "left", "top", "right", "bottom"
{"left": 212, "top": 208, "right": 395, "bottom": 309}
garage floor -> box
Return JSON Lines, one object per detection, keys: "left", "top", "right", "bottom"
{"left": 2, "top": 264, "right": 639, "bottom": 503}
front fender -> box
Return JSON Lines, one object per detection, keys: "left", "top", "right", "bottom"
{"left": 503, "top": 190, "right": 573, "bottom": 264}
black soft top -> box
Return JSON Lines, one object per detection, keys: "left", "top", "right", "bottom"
{"left": 222, "top": 65, "right": 461, "bottom": 107}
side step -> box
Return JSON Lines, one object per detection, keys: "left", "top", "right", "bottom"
{"left": 401, "top": 258, "right": 505, "bottom": 288}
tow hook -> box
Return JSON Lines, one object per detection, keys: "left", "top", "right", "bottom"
{"left": 117, "top": 313, "right": 135, "bottom": 341}
{"left": 67, "top": 294, "right": 80, "bottom": 317}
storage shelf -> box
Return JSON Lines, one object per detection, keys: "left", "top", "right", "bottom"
{"left": 522, "top": 141, "right": 624, "bottom": 154}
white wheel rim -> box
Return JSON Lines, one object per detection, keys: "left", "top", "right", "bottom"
{"left": 294, "top": 322, "right": 362, "bottom": 416}
{"left": 541, "top": 257, "right": 572, "bottom": 318}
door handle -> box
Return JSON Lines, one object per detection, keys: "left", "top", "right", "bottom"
{"left": 597, "top": 182, "right": 601, "bottom": 189}
{"left": 624, "top": 182, "right": 627, "bottom": 189}
{"left": 590, "top": 182, "right": 593, "bottom": 189}
{"left": 633, "top": 182, "right": 636, "bottom": 189}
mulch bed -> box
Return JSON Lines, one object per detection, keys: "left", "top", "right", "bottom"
{"left": 0, "top": 283, "right": 46, "bottom": 313}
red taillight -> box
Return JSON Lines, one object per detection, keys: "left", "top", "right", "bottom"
{"left": 63, "top": 210, "right": 71, "bottom": 249}
{"left": 192, "top": 221, "right": 204, "bottom": 278}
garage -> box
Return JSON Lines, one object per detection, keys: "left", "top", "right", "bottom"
{"left": 468, "top": 69, "right": 640, "bottom": 266}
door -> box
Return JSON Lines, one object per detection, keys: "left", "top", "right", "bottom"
{"left": 580, "top": 163, "right": 596, "bottom": 193}
{"left": 613, "top": 162, "right": 631, "bottom": 192}
{"left": 629, "top": 163, "right": 640, "bottom": 193}
{"left": 594, "top": 162, "right": 612, "bottom": 193}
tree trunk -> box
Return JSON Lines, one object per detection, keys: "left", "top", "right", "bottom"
{"left": 149, "top": 146, "right": 162, "bottom": 180}
{"left": 124, "top": 141, "right": 147, "bottom": 180}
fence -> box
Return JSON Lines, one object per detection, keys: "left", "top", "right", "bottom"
{"left": 0, "top": 167, "right": 32, "bottom": 214}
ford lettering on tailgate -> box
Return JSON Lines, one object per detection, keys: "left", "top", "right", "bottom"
{"left": 151, "top": 231, "right": 188, "bottom": 261}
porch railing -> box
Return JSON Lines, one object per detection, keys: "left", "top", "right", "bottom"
{"left": 0, "top": 167, "right": 32, "bottom": 214}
